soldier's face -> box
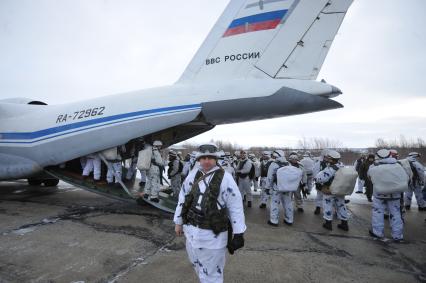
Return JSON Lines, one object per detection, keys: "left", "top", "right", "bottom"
{"left": 200, "top": 156, "right": 217, "bottom": 172}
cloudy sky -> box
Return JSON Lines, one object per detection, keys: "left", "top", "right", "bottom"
{"left": 0, "top": 0, "right": 425, "bottom": 148}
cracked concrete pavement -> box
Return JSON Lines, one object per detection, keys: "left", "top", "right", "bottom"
{"left": 0, "top": 181, "right": 425, "bottom": 283}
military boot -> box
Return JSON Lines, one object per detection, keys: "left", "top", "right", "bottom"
{"left": 314, "top": 207, "right": 321, "bottom": 215}
{"left": 323, "top": 220, "right": 332, "bottom": 231}
{"left": 337, "top": 220, "right": 349, "bottom": 231}
{"left": 247, "top": 201, "right": 252, "bottom": 208}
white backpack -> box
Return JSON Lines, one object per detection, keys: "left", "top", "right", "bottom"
{"left": 300, "top": 158, "right": 314, "bottom": 175}
{"left": 137, "top": 145, "right": 153, "bottom": 170}
{"left": 368, "top": 163, "right": 409, "bottom": 194}
{"left": 276, "top": 165, "right": 303, "bottom": 192}
{"left": 101, "top": 147, "right": 120, "bottom": 161}
{"left": 330, "top": 166, "right": 358, "bottom": 196}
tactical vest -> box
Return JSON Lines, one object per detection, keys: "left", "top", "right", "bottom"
{"left": 237, "top": 160, "right": 249, "bottom": 178}
{"left": 181, "top": 169, "right": 228, "bottom": 235}
{"left": 261, "top": 160, "right": 272, "bottom": 177}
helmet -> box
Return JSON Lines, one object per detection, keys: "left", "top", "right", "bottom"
{"left": 288, "top": 154, "right": 299, "bottom": 161}
{"left": 320, "top": 149, "right": 330, "bottom": 158}
{"left": 326, "top": 150, "right": 341, "bottom": 160}
{"left": 389, "top": 149, "right": 398, "bottom": 158}
{"left": 272, "top": 150, "right": 285, "bottom": 158}
{"left": 408, "top": 152, "right": 420, "bottom": 158}
{"left": 303, "top": 151, "right": 311, "bottom": 157}
{"left": 153, "top": 140, "right": 163, "bottom": 147}
{"left": 196, "top": 143, "right": 219, "bottom": 160}
{"left": 376, "top": 149, "right": 391, "bottom": 159}
{"left": 217, "top": 150, "right": 226, "bottom": 159}
{"left": 248, "top": 153, "right": 256, "bottom": 159}
{"left": 262, "top": 151, "right": 271, "bottom": 156}
{"left": 168, "top": 150, "right": 177, "bottom": 157}
{"left": 190, "top": 151, "right": 198, "bottom": 158}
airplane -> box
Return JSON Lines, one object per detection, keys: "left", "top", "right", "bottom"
{"left": 0, "top": 0, "right": 353, "bottom": 208}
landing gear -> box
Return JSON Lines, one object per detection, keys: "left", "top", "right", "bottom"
{"left": 27, "top": 179, "right": 43, "bottom": 186}
{"left": 43, "top": 179, "right": 60, "bottom": 187}
{"left": 27, "top": 178, "right": 59, "bottom": 187}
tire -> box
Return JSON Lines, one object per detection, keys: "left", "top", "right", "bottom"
{"left": 43, "top": 179, "right": 60, "bottom": 187}
{"left": 28, "top": 179, "right": 43, "bottom": 186}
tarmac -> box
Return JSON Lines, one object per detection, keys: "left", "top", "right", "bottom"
{"left": 0, "top": 180, "right": 425, "bottom": 283}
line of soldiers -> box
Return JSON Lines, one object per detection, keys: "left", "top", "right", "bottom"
{"left": 179, "top": 147, "right": 425, "bottom": 241}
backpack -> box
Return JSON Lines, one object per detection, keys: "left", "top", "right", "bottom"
{"left": 276, "top": 165, "right": 303, "bottom": 192}
{"left": 137, "top": 145, "right": 153, "bottom": 170}
{"left": 369, "top": 163, "right": 409, "bottom": 194}
{"left": 330, "top": 166, "right": 358, "bottom": 196}
{"left": 101, "top": 147, "right": 119, "bottom": 161}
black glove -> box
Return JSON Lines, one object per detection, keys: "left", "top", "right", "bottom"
{"left": 227, "top": 233, "right": 244, "bottom": 255}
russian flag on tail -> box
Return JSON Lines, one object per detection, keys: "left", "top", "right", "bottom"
{"left": 223, "top": 9, "right": 288, "bottom": 37}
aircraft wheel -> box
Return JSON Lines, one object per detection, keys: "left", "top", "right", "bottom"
{"left": 43, "top": 179, "right": 60, "bottom": 187}
{"left": 28, "top": 179, "right": 43, "bottom": 186}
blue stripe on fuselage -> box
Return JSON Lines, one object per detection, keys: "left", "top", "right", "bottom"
{"left": 0, "top": 104, "right": 201, "bottom": 144}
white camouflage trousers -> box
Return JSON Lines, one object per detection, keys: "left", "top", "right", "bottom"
{"left": 252, "top": 178, "right": 259, "bottom": 191}
{"left": 270, "top": 190, "right": 293, "bottom": 224}
{"left": 82, "top": 156, "right": 101, "bottom": 180}
{"left": 404, "top": 184, "right": 426, "bottom": 207}
{"left": 315, "top": 190, "right": 323, "bottom": 208}
{"left": 372, "top": 197, "right": 403, "bottom": 240}
{"left": 106, "top": 162, "right": 122, "bottom": 183}
{"left": 144, "top": 166, "right": 161, "bottom": 198}
{"left": 323, "top": 195, "right": 348, "bottom": 221}
{"left": 186, "top": 240, "right": 226, "bottom": 283}
{"left": 356, "top": 178, "right": 365, "bottom": 193}
{"left": 293, "top": 187, "right": 303, "bottom": 209}
{"left": 260, "top": 177, "right": 270, "bottom": 205}
{"left": 238, "top": 177, "right": 252, "bottom": 202}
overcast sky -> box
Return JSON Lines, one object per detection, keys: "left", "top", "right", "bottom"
{"left": 0, "top": 0, "right": 425, "bottom": 148}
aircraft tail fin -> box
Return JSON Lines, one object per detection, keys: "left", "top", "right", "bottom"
{"left": 178, "top": 0, "right": 353, "bottom": 83}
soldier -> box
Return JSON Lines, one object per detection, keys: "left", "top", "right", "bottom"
{"left": 174, "top": 143, "right": 246, "bottom": 283}
{"left": 105, "top": 146, "right": 125, "bottom": 187}
{"left": 182, "top": 151, "right": 198, "bottom": 180}
{"left": 236, "top": 150, "right": 253, "bottom": 207}
{"left": 82, "top": 153, "right": 102, "bottom": 183}
{"left": 288, "top": 153, "right": 307, "bottom": 213}
{"left": 300, "top": 152, "right": 314, "bottom": 194}
{"left": 368, "top": 149, "right": 408, "bottom": 242}
{"left": 405, "top": 152, "right": 426, "bottom": 211}
{"left": 259, "top": 151, "right": 273, "bottom": 209}
{"left": 143, "top": 140, "right": 165, "bottom": 203}
{"left": 358, "top": 153, "right": 375, "bottom": 202}
{"left": 249, "top": 153, "right": 260, "bottom": 192}
{"left": 312, "top": 149, "right": 329, "bottom": 215}
{"left": 168, "top": 150, "right": 183, "bottom": 197}
{"left": 354, "top": 153, "right": 366, "bottom": 194}
{"left": 266, "top": 150, "right": 292, "bottom": 226}
{"left": 316, "top": 150, "right": 349, "bottom": 231}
